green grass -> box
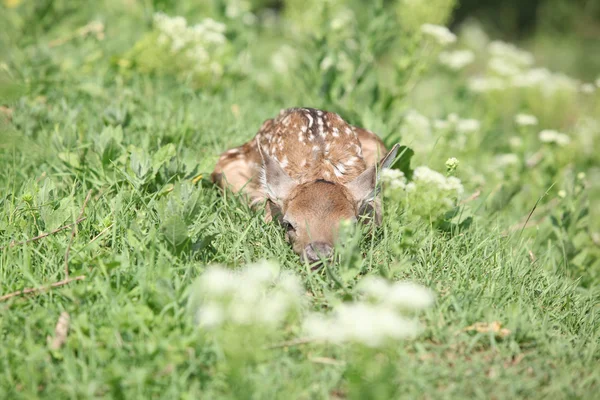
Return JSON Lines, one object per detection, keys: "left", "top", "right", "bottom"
{"left": 1, "top": 1, "right": 599, "bottom": 399}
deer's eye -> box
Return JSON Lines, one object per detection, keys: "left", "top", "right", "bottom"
{"left": 282, "top": 220, "right": 296, "bottom": 234}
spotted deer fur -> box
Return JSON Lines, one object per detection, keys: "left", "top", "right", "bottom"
{"left": 212, "top": 107, "right": 398, "bottom": 262}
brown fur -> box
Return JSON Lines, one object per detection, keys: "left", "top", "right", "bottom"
{"left": 212, "top": 107, "right": 395, "bottom": 261}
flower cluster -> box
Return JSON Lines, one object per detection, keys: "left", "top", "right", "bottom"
{"left": 445, "top": 157, "right": 459, "bottom": 173}
{"left": 515, "top": 113, "right": 538, "bottom": 127}
{"left": 465, "top": 40, "right": 585, "bottom": 97}
{"left": 434, "top": 113, "right": 481, "bottom": 134}
{"left": 420, "top": 23, "right": 457, "bottom": 46}
{"left": 382, "top": 165, "right": 464, "bottom": 218}
{"left": 189, "top": 261, "right": 304, "bottom": 329}
{"left": 438, "top": 49, "right": 475, "bottom": 71}
{"left": 153, "top": 13, "right": 230, "bottom": 80}
{"left": 539, "top": 129, "right": 571, "bottom": 146}
{"left": 303, "top": 277, "right": 434, "bottom": 347}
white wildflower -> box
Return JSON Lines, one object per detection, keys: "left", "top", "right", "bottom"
{"left": 468, "top": 76, "right": 506, "bottom": 92}
{"left": 445, "top": 157, "right": 459, "bottom": 172}
{"left": 387, "top": 282, "right": 436, "bottom": 310}
{"left": 488, "top": 40, "right": 534, "bottom": 67}
{"left": 580, "top": 83, "right": 596, "bottom": 94}
{"left": 433, "top": 119, "right": 450, "bottom": 130}
{"left": 459, "top": 20, "right": 489, "bottom": 51}
{"left": 495, "top": 153, "right": 520, "bottom": 167}
{"left": 456, "top": 118, "right": 480, "bottom": 134}
{"left": 358, "top": 277, "right": 436, "bottom": 310}
{"left": 510, "top": 68, "right": 551, "bottom": 88}
{"left": 447, "top": 113, "right": 460, "bottom": 124}
{"left": 438, "top": 50, "right": 475, "bottom": 70}
{"left": 515, "top": 113, "right": 538, "bottom": 127}
{"left": 509, "top": 136, "right": 523, "bottom": 149}
{"left": 382, "top": 169, "right": 407, "bottom": 191}
{"left": 558, "top": 190, "right": 567, "bottom": 198}
{"left": 196, "top": 303, "right": 224, "bottom": 328}
{"left": 488, "top": 57, "right": 521, "bottom": 76}
{"left": 420, "top": 24, "right": 457, "bottom": 46}
{"left": 198, "top": 266, "right": 238, "bottom": 296}
{"left": 413, "top": 166, "right": 464, "bottom": 196}
{"left": 401, "top": 109, "right": 431, "bottom": 139}
{"left": 303, "top": 303, "right": 421, "bottom": 347}
{"left": 539, "top": 130, "right": 571, "bottom": 146}
{"left": 190, "top": 261, "right": 304, "bottom": 329}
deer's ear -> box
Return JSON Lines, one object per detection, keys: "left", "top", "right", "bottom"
{"left": 346, "top": 144, "right": 399, "bottom": 204}
{"left": 258, "top": 145, "right": 296, "bottom": 205}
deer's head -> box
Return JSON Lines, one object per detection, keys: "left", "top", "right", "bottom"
{"left": 259, "top": 144, "right": 399, "bottom": 263}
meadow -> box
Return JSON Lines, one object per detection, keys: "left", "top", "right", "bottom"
{"left": 1, "top": 0, "right": 599, "bottom": 398}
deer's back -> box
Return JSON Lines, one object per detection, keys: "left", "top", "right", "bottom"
{"left": 255, "top": 108, "right": 368, "bottom": 185}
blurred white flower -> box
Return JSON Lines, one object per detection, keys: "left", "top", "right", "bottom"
{"left": 577, "top": 172, "right": 586, "bottom": 180}
{"left": 381, "top": 169, "right": 407, "bottom": 190}
{"left": 495, "top": 153, "right": 520, "bottom": 167}
{"left": 383, "top": 163, "right": 464, "bottom": 217}
{"left": 539, "top": 129, "right": 571, "bottom": 146}
{"left": 358, "top": 276, "right": 435, "bottom": 310}
{"left": 420, "top": 24, "right": 457, "bottom": 46}
{"left": 401, "top": 109, "right": 431, "bottom": 139}
{"left": 558, "top": 190, "right": 567, "bottom": 198}
{"left": 580, "top": 83, "right": 596, "bottom": 94}
{"left": 438, "top": 50, "right": 475, "bottom": 70}
{"left": 488, "top": 40, "right": 534, "bottom": 67}
{"left": 191, "top": 261, "right": 304, "bottom": 329}
{"left": 433, "top": 119, "right": 450, "bottom": 130}
{"left": 456, "top": 118, "right": 480, "bottom": 134}
{"left": 488, "top": 57, "right": 521, "bottom": 76}
{"left": 303, "top": 303, "right": 421, "bottom": 347}
{"left": 510, "top": 68, "right": 551, "bottom": 88}
{"left": 153, "top": 13, "right": 229, "bottom": 79}
{"left": 515, "top": 113, "right": 538, "bottom": 127}
{"left": 196, "top": 302, "right": 224, "bottom": 328}
{"left": 459, "top": 20, "right": 489, "bottom": 52}
{"left": 468, "top": 76, "right": 506, "bottom": 92}
{"left": 509, "top": 136, "right": 523, "bottom": 149}
{"left": 413, "top": 166, "right": 464, "bottom": 196}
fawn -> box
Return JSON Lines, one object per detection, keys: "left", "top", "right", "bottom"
{"left": 212, "top": 107, "right": 399, "bottom": 263}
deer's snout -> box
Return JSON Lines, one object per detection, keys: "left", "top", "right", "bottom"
{"left": 303, "top": 242, "right": 333, "bottom": 263}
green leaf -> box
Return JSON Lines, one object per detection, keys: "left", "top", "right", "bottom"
{"left": 390, "top": 145, "right": 414, "bottom": 180}
{"left": 152, "top": 143, "right": 176, "bottom": 174}
{"left": 129, "top": 146, "right": 151, "bottom": 179}
{"left": 160, "top": 215, "right": 189, "bottom": 251}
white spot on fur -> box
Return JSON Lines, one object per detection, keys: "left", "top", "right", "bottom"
{"left": 332, "top": 127, "right": 339, "bottom": 137}
{"left": 280, "top": 156, "right": 288, "bottom": 168}
{"left": 306, "top": 113, "right": 314, "bottom": 127}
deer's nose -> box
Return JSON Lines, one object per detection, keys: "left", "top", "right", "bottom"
{"left": 303, "top": 242, "right": 333, "bottom": 263}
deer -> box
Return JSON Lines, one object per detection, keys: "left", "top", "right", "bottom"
{"left": 212, "top": 107, "right": 399, "bottom": 264}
